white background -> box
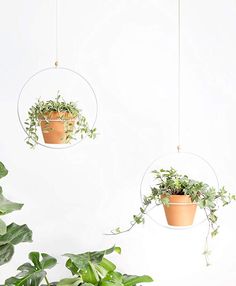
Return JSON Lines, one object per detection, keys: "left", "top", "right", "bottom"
{"left": 0, "top": 0, "right": 236, "bottom": 285}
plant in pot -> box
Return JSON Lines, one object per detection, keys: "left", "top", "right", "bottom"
{"left": 110, "top": 168, "right": 235, "bottom": 265}
{"left": 0, "top": 161, "right": 32, "bottom": 267}
{"left": 4, "top": 246, "right": 153, "bottom": 286}
{"left": 25, "top": 91, "right": 97, "bottom": 147}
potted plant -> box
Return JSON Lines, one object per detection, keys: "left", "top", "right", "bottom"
{"left": 25, "top": 91, "right": 97, "bottom": 147}
{"left": 0, "top": 161, "right": 32, "bottom": 267}
{"left": 110, "top": 168, "right": 235, "bottom": 265}
{"left": 4, "top": 246, "right": 153, "bottom": 286}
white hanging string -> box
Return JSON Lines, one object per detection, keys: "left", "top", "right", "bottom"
{"left": 177, "top": 0, "right": 181, "bottom": 152}
{"left": 55, "top": 0, "right": 59, "bottom": 67}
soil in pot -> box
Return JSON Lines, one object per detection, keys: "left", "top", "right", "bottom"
{"left": 163, "top": 195, "right": 197, "bottom": 226}
{"left": 40, "top": 112, "right": 76, "bottom": 144}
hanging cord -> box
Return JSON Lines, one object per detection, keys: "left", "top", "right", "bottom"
{"left": 177, "top": 0, "right": 181, "bottom": 152}
{"left": 55, "top": 0, "right": 59, "bottom": 67}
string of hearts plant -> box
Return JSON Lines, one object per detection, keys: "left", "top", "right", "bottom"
{"left": 4, "top": 246, "right": 153, "bottom": 286}
{"left": 25, "top": 91, "right": 97, "bottom": 147}
{"left": 0, "top": 161, "right": 32, "bottom": 267}
{"left": 109, "top": 168, "right": 236, "bottom": 266}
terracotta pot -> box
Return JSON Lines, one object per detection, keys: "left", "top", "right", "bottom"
{"left": 162, "top": 195, "right": 197, "bottom": 226}
{"left": 39, "top": 112, "right": 76, "bottom": 144}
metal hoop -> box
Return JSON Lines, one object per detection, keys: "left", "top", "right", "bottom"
{"left": 140, "top": 151, "right": 220, "bottom": 230}
{"left": 17, "top": 66, "right": 98, "bottom": 149}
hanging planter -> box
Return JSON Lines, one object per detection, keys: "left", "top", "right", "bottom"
{"left": 110, "top": 167, "right": 235, "bottom": 265}
{"left": 25, "top": 91, "right": 96, "bottom": 147}
{"left": 112, "top": 168, "right": 235, "bottom": 231}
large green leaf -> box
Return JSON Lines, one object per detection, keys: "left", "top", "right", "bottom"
{"left": 65, "top": 246, "right": 121, "bottom": 284}
{"left": 0, "top": 223, "right": 32, "bottom": 246}
{"left": 0, "top": 218, "right": 6, "bottom": 235}
{"left": 28, "top": 251, "right": 57, "bottom": 271}
{"left": 122, "top": 275, "right": 153, "bottom": 286}
{"left": 65, "top": 246, "right": 121, "bottom": 272}
{"left": 0, "top": 223, "right": 32, "bottom": 266}
{"left": 4, "top": 252, "right": 57, "bottom": 286}
{"left": 0, "top": 162, "right": 8, "bottom": 179}
{"left": 0, "top": 188, "right": 23, "bottom": 216}
{"left": 5, "top": 269, "right": 47, "bottom": 286}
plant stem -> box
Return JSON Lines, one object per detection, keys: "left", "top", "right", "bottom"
{"left": 203, "top": 208, "right": 211, "bottom": 266}
{"left": 45, "top": 276, "right": 50, "bottom": 286}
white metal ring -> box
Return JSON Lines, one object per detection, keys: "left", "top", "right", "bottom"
{"left": 17, "top": 66, "right": 98, "bottom": 149}
{"left": 139, "top": 151, "right": 220, "bottom": 230}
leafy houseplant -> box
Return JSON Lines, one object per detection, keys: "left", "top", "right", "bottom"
{"left": 110, "top": 168, "right": 236, "bottom": 265}
{"left": 25, "top": 92, "right": 97, "bottom": 147}
{"left": 4, "top": 246, "right": 153, "bottom": 286}
{"left": 0, "top": 161, "right": 32, "bottom": 267}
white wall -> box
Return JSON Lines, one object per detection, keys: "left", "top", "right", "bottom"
{"left": 0, "top": 0, "right": 236, "bottom": 285}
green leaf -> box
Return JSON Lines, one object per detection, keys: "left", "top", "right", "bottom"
{"left": 211, "top": 228, "right": 219, "bottom": 238}
{"left": 0, "top": 223, "right": 32, "bottom": 266}
{"left": 101, "top": 271, "right": 123, "bottom": 286}
{"left": 0, "top": 218, "right": 6, "bottom": 235}
{"left": 57, "top": 277, "right": 83, "bottom": 286}
{"left": 66, "top": 258, "right": 79, "bottom": 275}
{"left": 0, "top": 223, "right": 32, "bottom": 246}
{"left": 29, "top": 252, "right": 41, "bottom": 269}
{"left": 41, "top": 253, "right": 57, "bottom": 269}
{"left": 123, "top": 275, "right": 153, "bottom": 286}
{"left": 100, "top": 281, "right": 123, "bottom": 286}
{"left": 5, "top": 252, "right": 57, "bottom": 286}
{"left": 80, "top": 261, "right": 99, "bottom": 284}
{"left": 65, "top": 246, "right": 120, "bottom": 271}
{"left": 5, "top": 269, "right": 47, "bottom": 286}
{"left": 17, "top": 262, "right": 35, "bottom": 272}
{"left": 0, "top": 162, "right": 8, "bottom": 179}
{"left": 99, "top": 257, "right": 116, "bottom": 272}
{"left": 0, "top": 243, "right": 14, "bottom": 266}
{"left": 0, "top": 187, "right": 23, "bottom": 216}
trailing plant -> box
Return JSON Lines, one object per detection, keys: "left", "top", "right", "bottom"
{"left": 110, "top": 167, "right": 236, "bottom": 266}
{"left": 0, "top": 161, "right": 32, "bottom": 267}
{"left": 4, "top": 246, "right": 153, "bottom": 286}
{"left": 25, "top": 91, "right": 97, "bottom": 147}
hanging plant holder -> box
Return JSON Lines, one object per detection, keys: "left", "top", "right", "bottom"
{"left": 139, "top": 152, "right": 220, "bottom": 229}
{"left": 108, "top": 151, "right": 236, "bottom": 266}
{"left": 17, "top": 0, "right": 98, "bottom": 149}
{"left": 17, "top": 67, "right": 98, "bottom": 149}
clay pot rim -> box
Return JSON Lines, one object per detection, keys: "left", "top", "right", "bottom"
{"left": 162, "top": 194, "right": 197, "bottom": 205}
{"left": 38, "top": 111, "right": 77, "bottom": 121}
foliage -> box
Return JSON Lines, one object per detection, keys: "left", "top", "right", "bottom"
{"left": 0, "top": 161, "right": 32, "bottom": 267}
{"left": 0, "top": 223, "right": 32, "bottom": 266}
{"left": 5, "top": 252, "right": 57, "bottom": 286}
{"left": 25, "top": 91, "right": 97, "bottom": 147}
{"left": 110, "top": 168, "right": 236, "bottom": 265}
{"left": 5, "top": 246, "right": 153, "bottom": 286}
